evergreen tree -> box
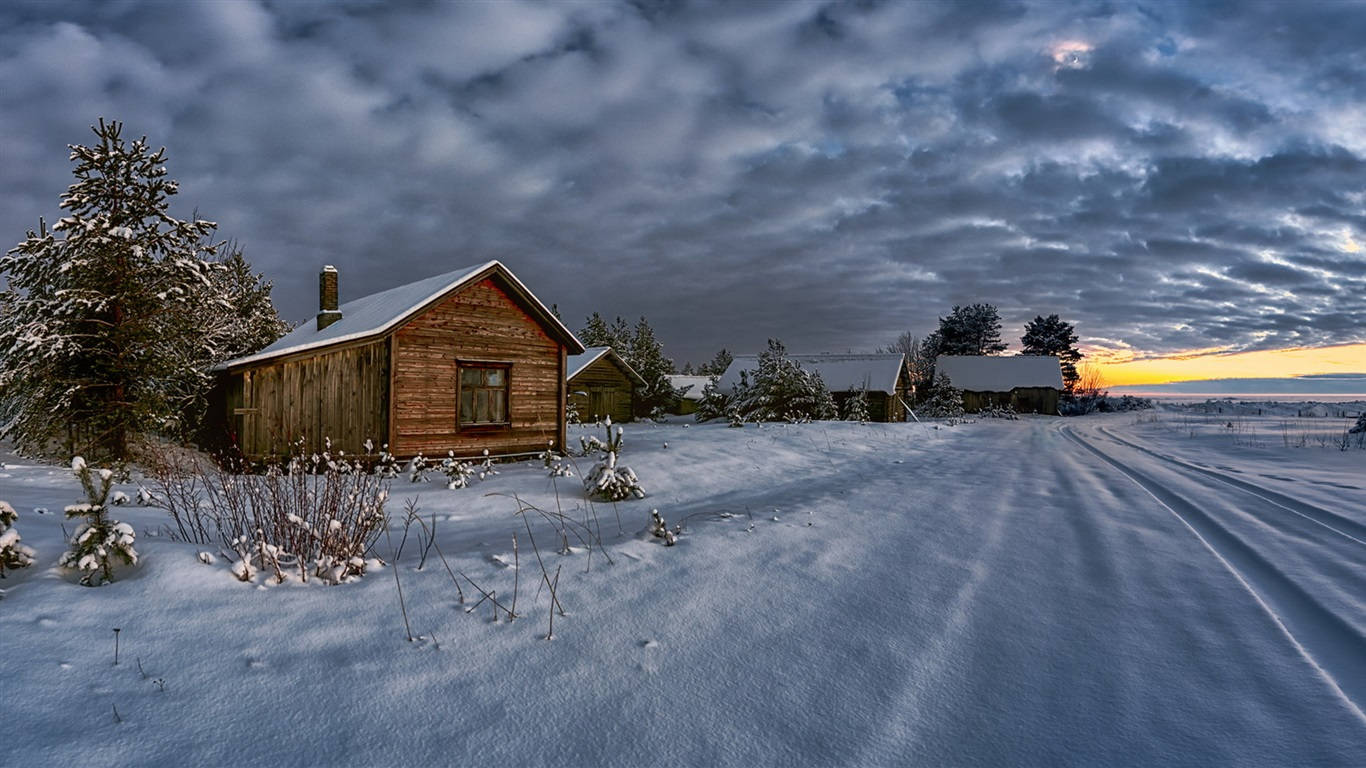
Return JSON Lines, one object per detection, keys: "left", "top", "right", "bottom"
{"left": 700, "top": 348, "right": 733, "bottom": 376}
{"left": 921, "top": 372, "right": 965, "bottom": 418}
{"left": 629, "top": 316, "right": 676, "bottom": 417}
{"left": 733, "top": 339, "right": 834, "bottom": 422}
{"left": 609, "top": 316, "right": 633, "bottom": 362}
{"left": 59, "top": 456, "right": 138, "bottom": 586}
{"left": 1, "top": 119, "right": 219, "bottom": 459}
{"left": 680, "top": 361, "right": 695, "bottom": 375}
{"left": 0, "top": 500, "right": 37, "bottom": 576}
{"left": 934, "top": 304, "right": 1007, "bottom": 356}
{"left": 1020, "top": 314, "right": 1082, "bottom": 391}
{"left": 579, "top": 312, "right": 612, "bottom": 347}
{"left": 843, "top": 386, "right": 870, "bottom": 422}
{"left": 693, "top": 377, "right": 730, "bottom": 422}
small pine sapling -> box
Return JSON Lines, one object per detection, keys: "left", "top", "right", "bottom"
{"left": 843, "top": 387, "right": 870, "bottom": 423}
{"left": 407, "top": 453, "right": 431, "bottom": 483}
{"left": 0, "top": 500, "right": 38, "bottom": 576}
{"left": 59, "top": 457, "right": 138, "bottom": 586}
{"left": 582, "top": 420, "right": 646, "bottom": 501}
{"left": 540, "top": 442, "right": 573, "bottom": 477}
{"left": 441, "top": 452, "right": 476, "bottom": 489}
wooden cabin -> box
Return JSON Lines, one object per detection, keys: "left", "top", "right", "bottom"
{"left": 565, "top": 346, "right": 643, "bottom": 424}
{"left": 212, "top": 261, "right": 584, "bottom": 460}
{"left": 933, "top": 355, "right": 1064, "bottom": 415}
{"left": 717, "top": 353, "right": 912, "bottom": 422}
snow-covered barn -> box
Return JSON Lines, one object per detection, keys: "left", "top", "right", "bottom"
{"left": 566, "top": 346, "right": 643, "bottom": 423}
{"left": 211, "top": 261, "right": 583, "bottom": 460}
{"left": 934, "top": 355, "right": 1064, "bottom": 415}
{"left": 717, "top": 353, "right": 911, "bottom": 422}
{"left": 665, "top": 375, "right": 713, "bottom": 415}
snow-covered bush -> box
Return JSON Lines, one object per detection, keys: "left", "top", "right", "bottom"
{"left": 364, "top": 439, "right": 401, "bottom": 479}
{"left": 439, "top": 449, "right": 498, "bottom": 489}
{"left": 731, "top": 340, "right": 836, "bottom": 422}
{"left": 842, "top": 387, "right": 870, "bottom": 422}
{"left": 0, "top": 500, "right": 37, "bottom": 576}
{"left": 920, "top": 373, "right": 965, "bottom": 418}
{"left": 979, "top": 404, "right": 1018, "bottom": 420}
{"left": 146, "top": 442, "right": 389, "bottom": 584}
{"left": 407, "top": 453, "right": 432, "bottom": 483}
{"left": 59, "top": 457, "right": 138, "bottom": 586}
{"left": 582, "top": 420, "right": 646, "bottom": 501}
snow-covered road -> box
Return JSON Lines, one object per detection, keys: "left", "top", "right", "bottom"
{"left": 2, "top": 415, "right": 1363, "bottom": 766}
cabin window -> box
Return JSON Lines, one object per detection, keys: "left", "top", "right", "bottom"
{"left": 458, "top": 364, "right": 510, "bottom": 426}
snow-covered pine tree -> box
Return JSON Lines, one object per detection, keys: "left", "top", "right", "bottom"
{"left": 693, "top": 376, "right": 730, "bottom": 422}
{"left": 734, "top": 339, "right": 834, "bottom": 422}
{"left": 700, "top": 348, "right": 734, "bottom": 377}
{"left": 579, "top": 312, "right": 612, "bottom": 347}
{"left": 1351, "top": 413, "right": 1366, "bottom": 434}
{"left": 680, "top": 362, "right": 695, "bottom": 375}
{"left": 1, "top": 119, "right": 220, "bottom": 459}
{"left": 921, "top": 372, "right": 965, "bottom": 418}
{"left": 0, "top": 500, "right": 37, "bottom": 576}
{"left": 1020, "top": 314, "right": 1082, "bottom": 391}
{"left": 843, "top": 386, "right": 870, "bottom": 422}
{"left": 59, "top": 456, "right": 138, "bottom": 586}
{"left": 629, "top": 316, "right": 676, "bottom": 418}
{"left": 609, "top": 316, "right": 634, "bottom": 363}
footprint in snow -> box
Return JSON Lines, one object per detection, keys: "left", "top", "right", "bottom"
{"left": 640, "top": 639, "right": 659, "bottom": 649}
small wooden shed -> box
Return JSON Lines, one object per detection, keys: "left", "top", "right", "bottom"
{"left": 565, "top": 346, "right": 643, "bottom": 423}
{"left": 212, "top": 261, "right": 584, "bottom": 460}
{"left": 933, "top": 355, "right": 1064, "bottom": 415}
{"left": 717, "top": 353, "right": 912, "bottom": 422}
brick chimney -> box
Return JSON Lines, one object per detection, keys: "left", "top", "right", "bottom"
{"left": 317, "top": 266, "right": 342, "bottom": 331}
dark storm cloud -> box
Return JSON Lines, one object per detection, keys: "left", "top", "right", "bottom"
{"left": 2, "top": 0, "right": 1364, "bottom": 366}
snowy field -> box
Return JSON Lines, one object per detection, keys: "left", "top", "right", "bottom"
{"left": 2, "top": 411, "right": 1364, "bottom": 767}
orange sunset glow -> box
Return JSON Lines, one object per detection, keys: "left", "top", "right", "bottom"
{"left": 1090, "top": 342, "right": 1366, "bottom": 388}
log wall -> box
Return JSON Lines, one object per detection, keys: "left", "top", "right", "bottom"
{"left": 391, "top": 277, "right": 565, "bottom": 457}
{"left": 567, "top": 356, "right": 636, "bottom": 423}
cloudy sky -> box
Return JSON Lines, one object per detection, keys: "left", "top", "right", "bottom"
{"left": 3, "top": 0, "right": 1364, "bottom": 377}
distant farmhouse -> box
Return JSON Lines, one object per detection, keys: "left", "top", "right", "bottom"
{"left": 934, "top": 355, "right": 1064, "bottom": 415}
{"left": 566, "top": 346, "right": 643, "bottom": 423}
{"left": 666, "top": 374, "right": 713, "bottom": 416}
{"left": 718, "top": 353, "right": 912, "bottom": 422}
{"left": 212, "top": 261, "right": 583, "bottom": 460}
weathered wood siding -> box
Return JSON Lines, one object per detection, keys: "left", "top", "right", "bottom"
{"left": 392, "top": 278, "right": 563, "bottom": 457}
{"left": 568, "top": 356, "right": 635, "bottom": 423}
{"left": 225, "top": 341, "right": 389, "bottom": 459}
{"left": 961, "top": 387, "right": 1059, "bottom": 416}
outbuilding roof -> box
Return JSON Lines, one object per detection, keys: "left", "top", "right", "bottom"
{"left": 217, "top": 260, "right": 583, "bottom": 370}
{"left": 667, "top": 375, "right": 714, "bottom": 401}
{"left": 566, "top": 346, "right": 646, "bottom": 387}
{"left": 717, "top": 353, "right": 906, "bottom": 395}
{"left": 934, "top": 355, "right": 1064, "bottom": 391}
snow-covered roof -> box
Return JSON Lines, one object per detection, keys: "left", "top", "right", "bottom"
{"left": 934, "top": 355, "right": 1063, "bottom": 391}
{"left": 218, "top": 260, "right": 583, "bottom": 370}
{"left": 566, "top": 346, "right": 646, "bottom": 386}
{"left": 717, "top": 353, "right": 906, "bottom": 395}
{"left": 668, "top": 375, "right": 714, "bottom": 401}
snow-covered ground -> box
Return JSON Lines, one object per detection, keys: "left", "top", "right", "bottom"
{"left": 2, "top": 413, "right": 1363, "bottom": 767}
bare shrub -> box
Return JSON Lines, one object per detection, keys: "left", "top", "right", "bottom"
{"left": 145, "top": 440, "right": 390, "bottom": 584}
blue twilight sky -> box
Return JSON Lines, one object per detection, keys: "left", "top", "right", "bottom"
{"left": 2, "top": 0, "right": 1364, "bottom": 368}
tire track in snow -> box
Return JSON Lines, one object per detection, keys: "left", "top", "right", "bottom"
{"left": 1094, "top": 426, "right": 1366, "bottom": 548}
{"left": 1060, "top": 426, "right": 1366, "bottom": 724}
